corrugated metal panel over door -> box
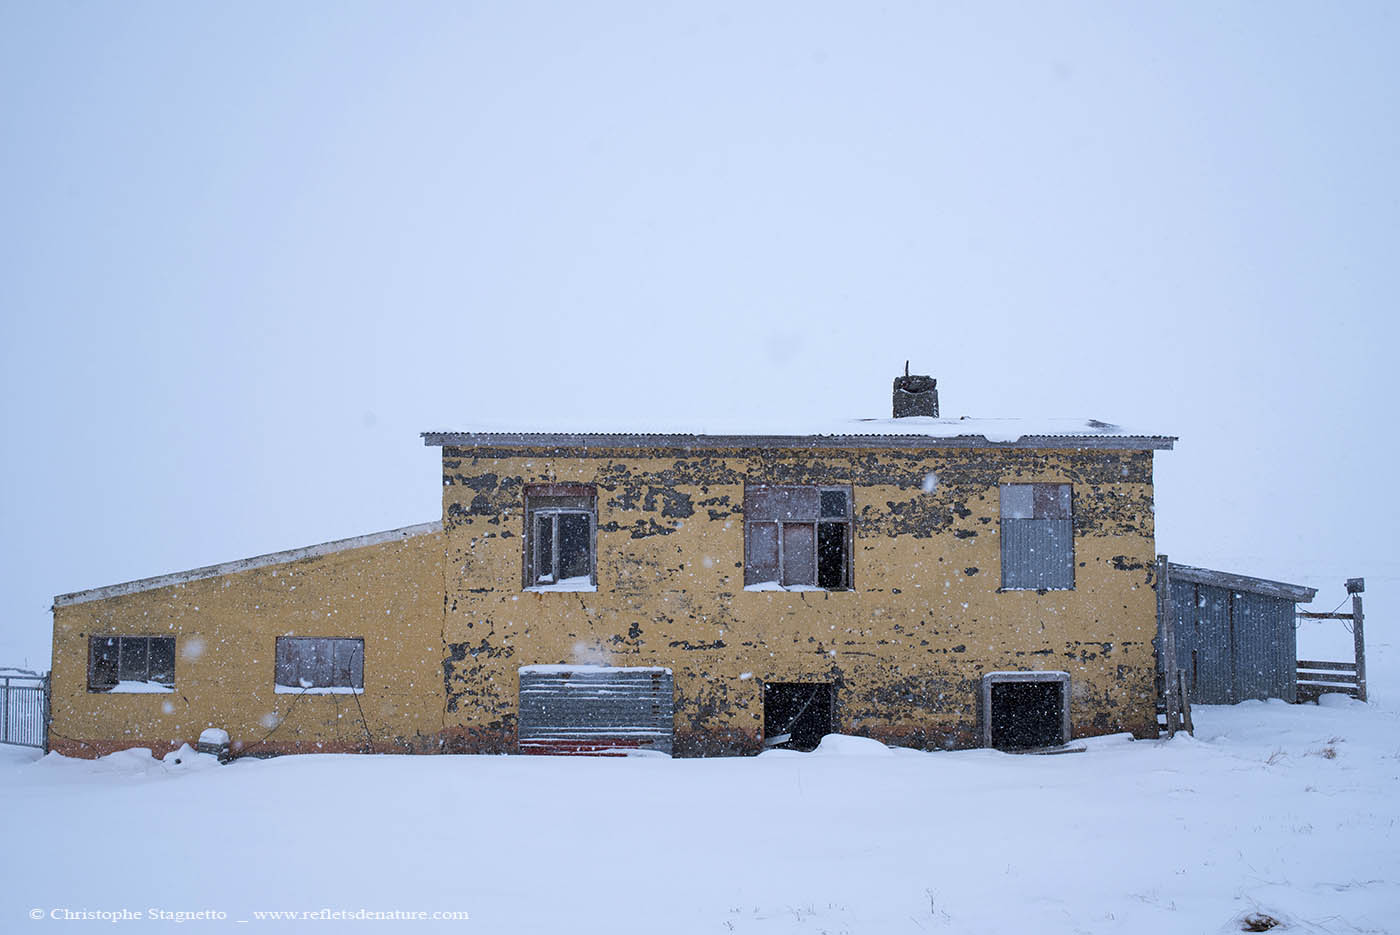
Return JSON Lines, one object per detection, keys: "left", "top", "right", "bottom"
{"left": 1000, "top": 518, "right": 1073, "bottom": 590}
{"left": 518, "top": 666, "right": 674, "bottom": 756}
{"left": 1195, "top": 584, "right": 1234, "bottom": 704}
{"left": 1232, "top": 592, "right": 1297, "bottom": 703}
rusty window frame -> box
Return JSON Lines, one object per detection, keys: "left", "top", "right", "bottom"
{"left": 744, "top": 484, "right": 852, "bottom": 589}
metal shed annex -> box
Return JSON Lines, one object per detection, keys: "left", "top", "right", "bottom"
{"left": 1164, "top": 563, "right": 1316, "bottom": 705}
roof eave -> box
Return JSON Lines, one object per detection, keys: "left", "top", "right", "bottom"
{"left": 421, "top": 432, "right": 1176, "bottom": 451}
{"left": 53, "top": 521, "right": 443, "bottom": 610}
{"left": 1168, "top": 563, "right": 1317, "bottom": 603}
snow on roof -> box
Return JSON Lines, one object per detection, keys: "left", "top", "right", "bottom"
{"left": 423, "top": 416, "right": 1175, "bottom": 450}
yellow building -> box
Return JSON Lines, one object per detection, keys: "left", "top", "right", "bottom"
{"left": 50, "top": 377, "right": 1174, "bottom": 758}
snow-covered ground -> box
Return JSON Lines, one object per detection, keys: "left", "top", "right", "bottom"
{"left": 3, "top": 668, "right": 1398, "bottom": 933}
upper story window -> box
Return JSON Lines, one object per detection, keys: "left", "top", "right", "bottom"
{"left": 275, "top": 636, "right": 364, "bottom": 694}
{"left": 999, "top": 483, "right": 1074, "bottom": 590}
{"left": 88, "top": 635, "right": 175, "bottom": 693}
{"left": 525, "top": 484, "right": 597, "bottom": 591}
{"left": 744, "top": 484, "right": 852, "bottom": 590}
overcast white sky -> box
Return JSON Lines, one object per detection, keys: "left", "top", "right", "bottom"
{"left": 2, "top": 2, "right": 1397, "bottom": 666}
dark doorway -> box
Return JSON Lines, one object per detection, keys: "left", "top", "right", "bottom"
{"left": 983, "top": 674, "right": 1069, "bottom": 750}
{"left": 763, "top": 682, "right": 834, "bottom": 751}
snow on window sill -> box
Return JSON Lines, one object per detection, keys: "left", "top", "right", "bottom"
{"left": 525, "top": 577, "right": 598, "bottom": 593}
{"left": 98, "top": 681, "right": 175, "bottom": 694}
{"left": 274, "top": 685, "right": 364, "bottom": 695}
{"left": 743, "top": 582, "right": 828, "bottom": 592}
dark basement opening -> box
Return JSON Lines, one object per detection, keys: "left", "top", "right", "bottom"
{"left": 763, "top": 682, "right": 834, "bottom": 751}
{"left": 986, "top": 676, "right": 1068, "bottom": 750}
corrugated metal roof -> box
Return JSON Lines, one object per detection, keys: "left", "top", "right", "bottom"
{"left": 1168, "top": 562, "right": 1317, "bottom": 603}
{"left": 423, "top": 417, "right": 1175, "bottom": 451}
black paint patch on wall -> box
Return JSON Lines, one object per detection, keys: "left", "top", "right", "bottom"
{"left": 669, "top": 639, "right": 726, "bottom": 651}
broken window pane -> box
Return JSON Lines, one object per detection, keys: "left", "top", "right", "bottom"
{"left": 533, "top": 514, "right": 555, "bottom": 583}
{"left": 525, "top": 488, "right": 596, "bottom": 588}
{"left": 745, "top": 485, "right": 852, "bottom": 588}
{"left": 817, "top": 521, "right": 848, "bottom": 589}
{"left": 557, "top": 513, "right": 591, "bottom": 580}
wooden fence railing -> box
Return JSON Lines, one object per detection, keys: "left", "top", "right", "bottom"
{"left": 1296, "top": 660, "right": 1361, "bottom": 703}
{"left": 1294, "top": 579, "right": 1367, "bottom": 703}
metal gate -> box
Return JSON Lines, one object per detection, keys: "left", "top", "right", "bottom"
{"left": 518, "top": 665, "right": 673, "bottom": 755}
{"left": 1, "top": 672, "right": 50, "bottom": 751}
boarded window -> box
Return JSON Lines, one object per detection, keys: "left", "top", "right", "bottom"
{"left": 525, "top": 486, "right": 597, "bottom": 588}
{"left": 999, "top": 483, "right": 1074, "bottom": 590}
{"left": 87, "top": 636, "right": 176, "bottom": 692}
{"left": 275, "top": 637, "right": 364, "bottom": 691}
{"left": 744, "top": 485, "right": 851, "bottom": 588}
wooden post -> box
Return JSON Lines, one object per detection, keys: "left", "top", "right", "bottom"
{"left": 1352, "top": 590, "right": 1367, "bottom": 703}
{"left": 1178, "top": 669, "right": 1194, "bottom": 735}
{"left": 1156, "top": 555, "right": 1179, "bottom": 736}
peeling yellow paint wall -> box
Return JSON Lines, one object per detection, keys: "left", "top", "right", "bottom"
{"left": 51, "top": 443, "right": 1161, "bottom": 759}
{"left": 440, "top": 446, "right": 1160, "bottom": 755}
{"left": 50, "top": 532, "right": 445, "bottom": 758}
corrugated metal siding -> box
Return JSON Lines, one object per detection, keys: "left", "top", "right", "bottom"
{"left": 1232, "top": 592, "right": 1297, "bottom": 703}
{"left": 518, "top": 667, "right": 674, "bottom": 756}
{"left": 1168, "top": 578, "right": 1195, "bottom": 678}
{"left": 1196, "top": 584, "right": 1234, "bottom": 703}
{"left": 1000, "top": 519, "right": 1073, "bottom": 590}
{"left": 1164, "top": 580, "right": 1299, "bottom": 705}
